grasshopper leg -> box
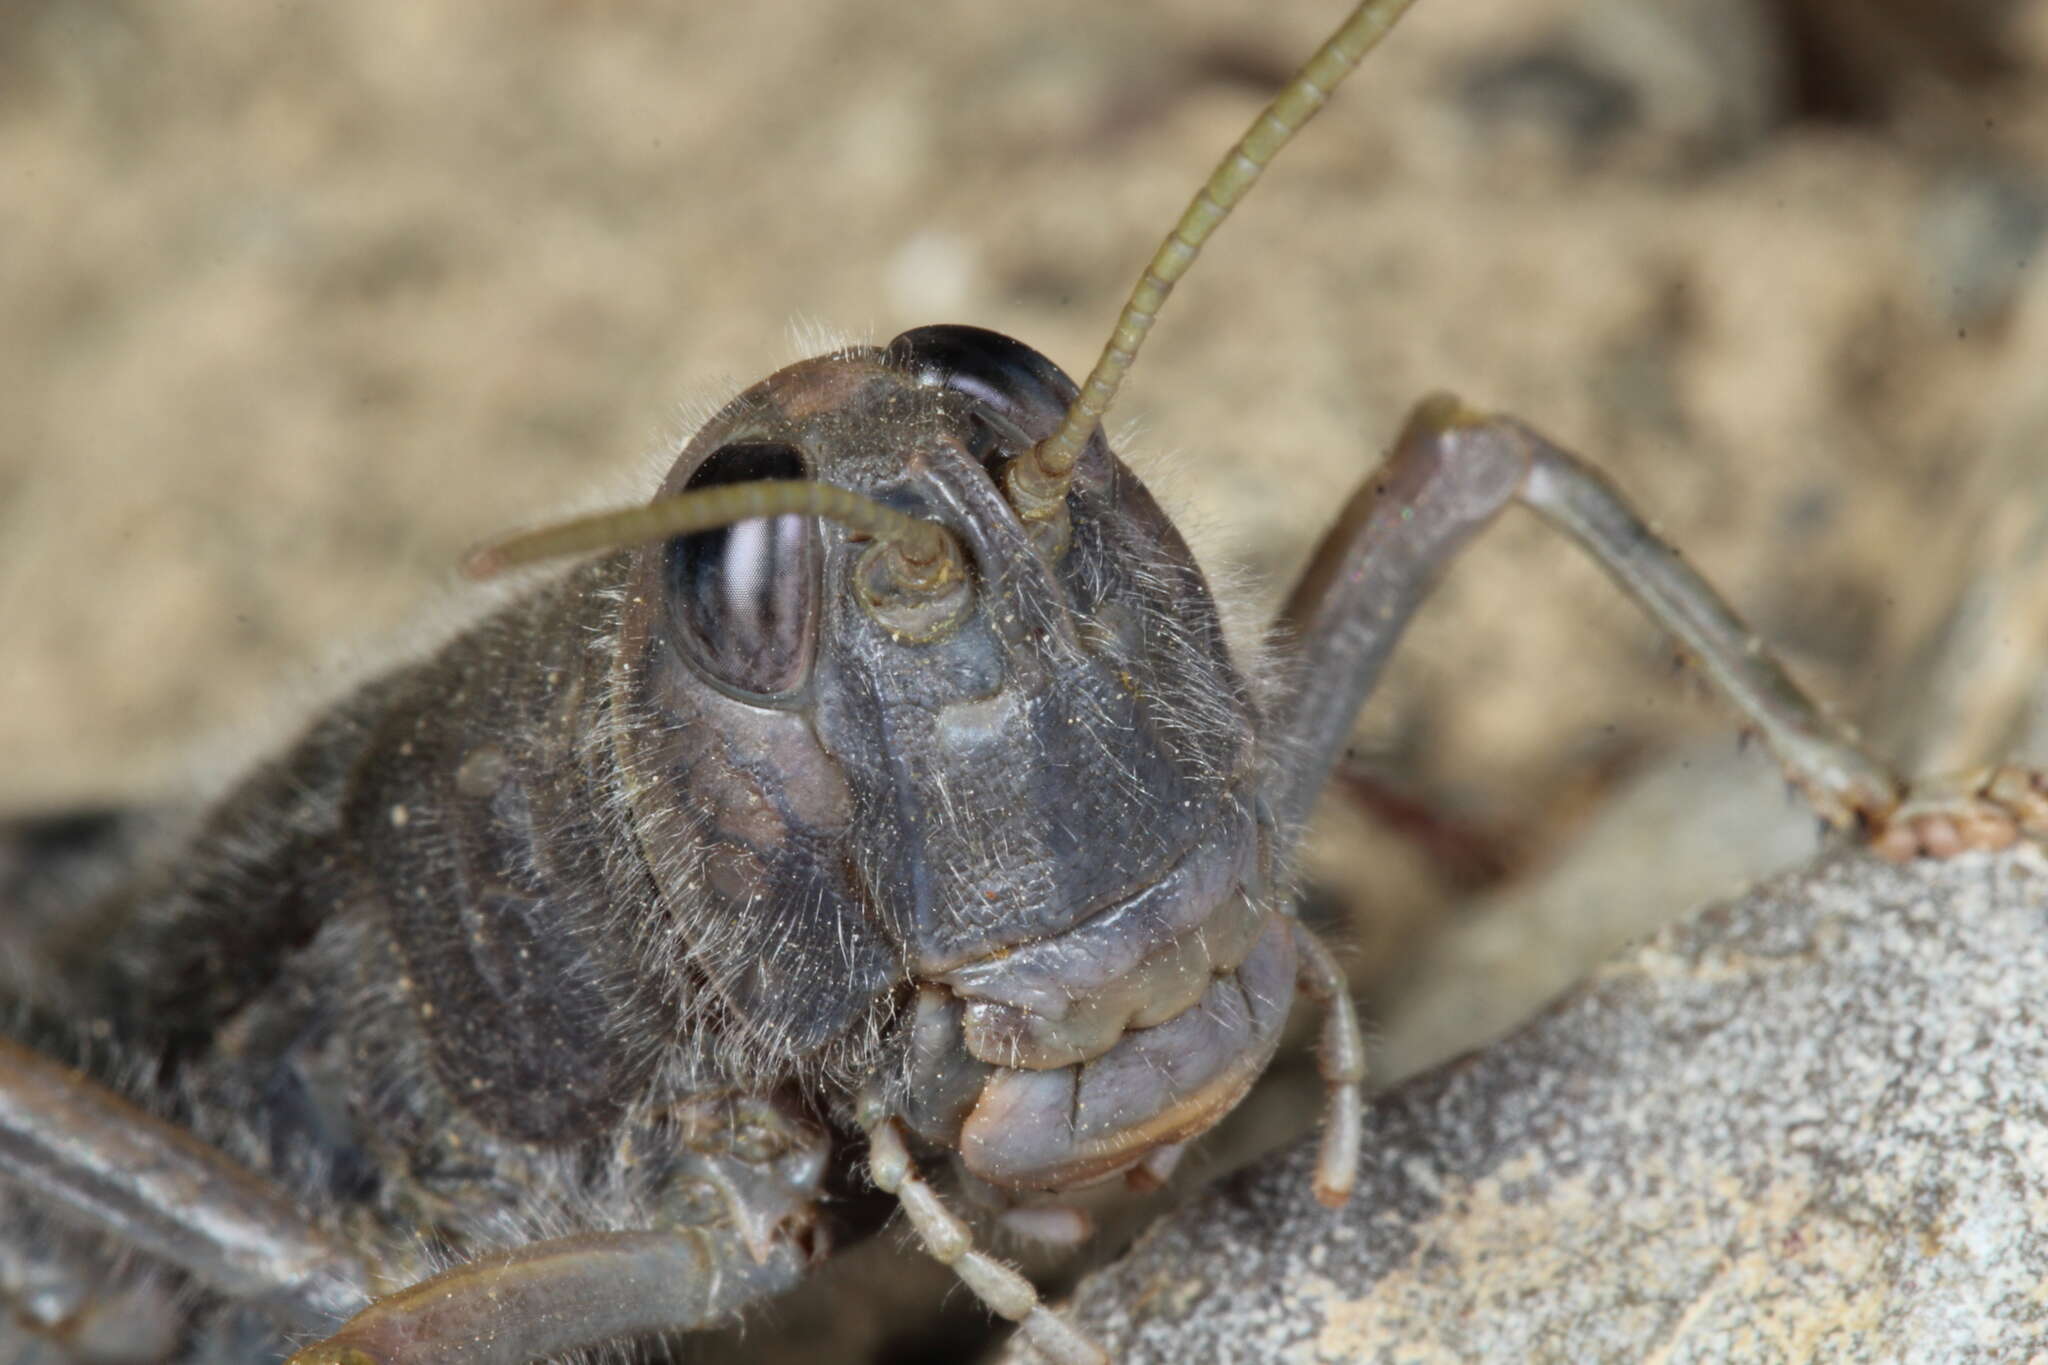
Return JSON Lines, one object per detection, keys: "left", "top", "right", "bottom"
{"left": 1867, "top": 764, "right": 2048, "bottom": 861}
{"left": 0, "top": 1189, "right": 184, "bottom": 1364}
{"left": 863, "top": 1114, "right": 1107, "bottom": 1365}
{"left": 1271, "top": 394, "right": 1911, "bottom": 846}
{"left": 1504, "top": 414, "right": 2048, "bottom": 855}
{"left": 286, "top": 1226, "right": 810, "bottom": 1365}
{"left": 1293, "top": 926, "right": 1366, "bottom": 1208}
{"left": 0, "top": 1038, "right": 369, "bottom": 1330}
{"left": 1267, "top": 395, "right": 1535, "bottom": 836}
{"left": 1503, "top": 414, "right": 1903, "bottom": 831}
{"left": 289, "top": 1091, "right": 826, "bottom": 1362}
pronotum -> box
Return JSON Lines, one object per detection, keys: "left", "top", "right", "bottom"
{"left": 8, "top": 2, "right": 2039, "bottom": 1365}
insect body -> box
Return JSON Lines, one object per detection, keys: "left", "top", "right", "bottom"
{"left": 3, "top": 1, "right": 2032, "bottom": 1362}
{"left": 1, "top": 311, "right": 1349, "bottom": 1363}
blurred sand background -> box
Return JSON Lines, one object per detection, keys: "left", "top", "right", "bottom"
{"left": 4, "top": 0, "right": 2048, "bottom": 1357}
{"left": 10, "top": 0, "right": 2048, "bottom": 968}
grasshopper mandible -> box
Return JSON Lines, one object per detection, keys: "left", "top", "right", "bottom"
{"left": 5, "top": 2, "right": 2042, "bottom": 1362}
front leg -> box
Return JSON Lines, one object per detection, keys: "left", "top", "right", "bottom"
{"left": 1268, "top": 394, "right": 1917, "bottom": 849}
{"left": 0, "top": 1037, "right": 370, "bottom": 1332}
{"left": 1867, "top": 764, "right": 2048, "bottom": 860}
{"left": 290, "top": 1092, "right": 830, "bottom": 1364}
{"left": 1259, "top": 395, "right": 2048, "bottom": 1232}
{"left": 0, "top": 1037, "right": 829, "bottom": 1363}
{"left": 287, "top": 1226, "right": 812, "bottom": 1365}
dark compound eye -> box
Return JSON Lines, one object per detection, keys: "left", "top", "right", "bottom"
{"left": 886, "top": 325, "right": 1080, "bottom": 458}
{"left": 665, "top": 441, "right": 818, "bottom": 698}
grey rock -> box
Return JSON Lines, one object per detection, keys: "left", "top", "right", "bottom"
{"left": 1010, "top": 847, "right": 2048, "bottom": 1364}
{"left": 1375, "top": 739, "right": 1824, "bottom": 1086}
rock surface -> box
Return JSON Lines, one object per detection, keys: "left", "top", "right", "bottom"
{"left": 1373, "top": 739, "right": 1826, "bottom": 1085}
{"left": 1007, "top": 847, "right": 2048, "bottom": 1364}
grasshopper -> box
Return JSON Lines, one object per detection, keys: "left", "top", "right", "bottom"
{"left": 4, "top": 2, "right": 2042, "bottom": 1363}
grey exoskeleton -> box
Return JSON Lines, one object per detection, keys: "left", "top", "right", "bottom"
{"left": 7, "top": 1, "right": 2043, "bottom": 1362}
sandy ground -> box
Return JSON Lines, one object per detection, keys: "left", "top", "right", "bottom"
{"left": 4, "top": 0, "right": 2048, "bottom": 1358}
{"left": 9, "top": 0, "right": 2048, "bottom": 971}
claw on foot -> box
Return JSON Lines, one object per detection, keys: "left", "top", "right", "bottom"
{"left": 1869, "top": 765, "right": 2048, "bottom": 862}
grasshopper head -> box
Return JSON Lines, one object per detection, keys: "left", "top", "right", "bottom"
{"left": 600, "top": 326, "right": 1293, "bottom": 1188}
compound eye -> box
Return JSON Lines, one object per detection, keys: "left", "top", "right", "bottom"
{"left": 886, "top": 325, "right": 1079, "bottom": 461}
{"left": 665, "top": 441, "right": 818, "bottom": 698}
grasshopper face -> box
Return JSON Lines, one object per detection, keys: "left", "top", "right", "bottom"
{"left": 611, "top": 325, "right": 1289, "bottom": 1192}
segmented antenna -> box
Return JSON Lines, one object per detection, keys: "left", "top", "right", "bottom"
{"left": 1007, "top": 0, "right": 1423, "bottom": 520}
{"left": 462, "top": 479, "right": 962, "bottom": 587}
